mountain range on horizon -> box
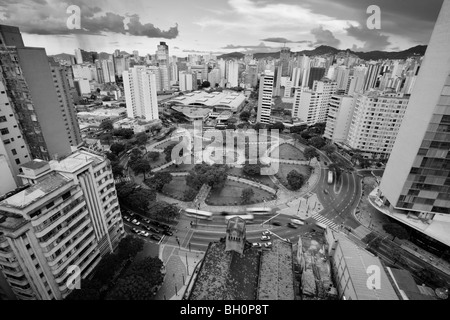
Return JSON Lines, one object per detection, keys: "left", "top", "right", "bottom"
{"left": 50, "top": 45, "right": 428, "bottom": 62}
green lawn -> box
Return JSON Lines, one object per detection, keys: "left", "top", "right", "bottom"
{"left": 161, "top": 176, "right": 193, "bottom": 200}
{"left": 277, "top": 163, "right": 312, "bottom": 187}
{"left": 228, "top": 167, "right": 278, "bottom": 189}
{"left": 271, "top": 143, "right": 306, "bottom": 161}
{"left": 206, "top": 180, "right": 274, "bottom": 206}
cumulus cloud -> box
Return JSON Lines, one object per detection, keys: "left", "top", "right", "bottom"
{"left": 346, "top": 25, "right": 390, "bottom": 51}
{"left": 260, "top": 37, "right": 309, "bottom": 44}
{"left": 310, "top": 26, "right": 341, "bottom": 47}
{"left": 0, "top": 0, "right": 179, "bottom": 39}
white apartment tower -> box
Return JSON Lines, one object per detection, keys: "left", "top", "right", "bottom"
{"left": 0, "top": 149, "right": 125, "bottom": 300}
{"left": 346, "top": 91, "right": 409, "bottom": 159}
{"left": 226, "top": 60, "right": 239, "bottom": 88}
{"left": 123, "top": 66, "right": 159, "bottom": 121}
{"left": 292, "top": 79, "right": 337, "bottom": 125}
{"left": 256, "top": 70, "right": 275, "bottom": 124}
{"left": 324, "top": 95, "right": 356, "bottom": 143}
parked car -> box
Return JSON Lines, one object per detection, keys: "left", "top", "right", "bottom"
{"left": 290, "top": 219, "right": 305, "bottom": 226}
{"left": 123, "top": 216, "right": 131, "bottom": 222}
{"left": 132, "top": 227, "right": 140, "bottom": 234}
{"left": 287, "top": 222, "right": 298, "bottom": 229}
{"left": 150, "top": 227, "right": 160, "bottom": 234}
{"left": 163, "top": 229, "right": 173, "bottom": 236}
{"left": 143, "top": 218, "right": 151, "bottom": 224}
{"left": 252, "top": 243, "right": 262, "bottom": 248}
{"left": 159, "top": 224, "right": 171, "bottom": 231}
{"left": 143, "top": 225, "right": 151, "bottom": 231}
{"left": 261, "top": 235, "right": 271, "bottom": 241}
{"left": 150, "top": 221, "right": 161, "bottom": 228}
{"left": 139, "top": 231, "right": 149, "bottom": 237}
{"left": 131, "top": 219, "right": 140, "bottom": 226}
{"left": 264, "top": 242, "right": 272, "bottom": 248}
{"left": 151, "top": 234, "right": 162, "bottom": 241}
{"left": 271, "top": 220, "right": 282, "bottom": 226}
{"left": 262, "top": 231, "right": 271, "bottom": 236}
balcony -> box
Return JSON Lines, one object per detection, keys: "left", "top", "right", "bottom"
{"left": 0, "top": 249, "right": 14, "bottom": 259}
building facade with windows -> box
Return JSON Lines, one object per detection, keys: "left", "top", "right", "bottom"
{"left": 0, "top": 148, "right": 125, "bottom": 300}
{"left": 256, "top": 70, "right": 274, "bottom": 124}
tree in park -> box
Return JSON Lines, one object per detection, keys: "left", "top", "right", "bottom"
{"left": 253, "top": 122, "right": 266, "bottom": 132}
{"left": 303, "top": 147, "right": 320, "bottom": 165}
{"left": 127, "top": 188, "right": 157, "bottom": 211}
{"left": 65, "top": 279, "right": 102, "bottom": 300}
{"left": 183, "top": 188, "right": 198, "bottom": 201}
{"left": 243, "top": 163, "right": 261, "bottom": 176}
{"left": 241, "top": 188, "right": 255, "bottom": 204}
{"left": 308, "top": 136, "right": 326, "bottom": 149}
{"left": 117, "top": 235, "right": 144, "bottom": 260}
{"left": 147, "top": 172, "right": 172, "bottom": 191}
{"left": 107, "top": 257, "right": 164, "bottom": 300}
{"left": 130, "top": 158, "right": 151, "bottom": 179}
{"left": 105, "top": 152, "right": 118, "bottom": 163}
{"left": 239, "top": 111, "right": 251, "bottom": 121}
{"left": 135, "top": 132, "right": 148, "bottom": 146}
{"left": 147, "top": 151, "right": 160, "bottom": 162}
{"left": 362, "top": 233, "right": 382, "bottom": 249}
{"left": 92, "top": 253, "right": 123, "bottom": 284}
{"left": 111, "top": 161, "right": 124, "bottom": 178}
{"left": 164, "top": 143, "right": 184, "bottom": 163}
{"left": 201, "top": 81, "right": 211, "bottom": 88}
{"left": 227, "top": 123, "right": 236, "bottom": 130}
{"left": 116, "top": 182, "right": 137, "bottom": 199}
{"left": 287, "top": 170, "right": 305, "bottom": 190}
{"left": 110, "top": 142, "right": 125, "bottom": 156}
{"left": 321, "top": 143, "right": 337, "bottom": 156}
{"left": 186, "top": 163, "right": 229, "bottom": 190}
{"left": 383, "top": 223, "right": 409, "bottom": 241}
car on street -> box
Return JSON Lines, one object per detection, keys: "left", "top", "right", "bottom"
{"left": 149, "top": 227, "right": 160, "bottom": 234}
{"left": 264, "top": 242, "right": 272, "bottom": 248}
{"left": 252, "top": 243, "right": 262, "bottom": 248}
{"left": 290, "top": 219, "right": 305, "bottom": 226}
{"left": 150, "top": 234, "right": 162, "bottom": 241}
{"left": 271, "top": 220, "right": 282, "bottom": 226}
{"left": 132, "top": 227, "right": 140, "bottom": 234}
{"left": 123, "top": 216, "right": 131, "bottom": 222}
{"left": 138, "top": 231, "right": 149, "bottom": 237}
{"left": 163, "top": 229, "right": 173, "bottom": 236}
{"left": 131, "top": 219, "right": 140, "bottom": 226}
{"left": 143, "top": 218, "right": 151, "bottom": 224}
{"left": 159, "top": 224, "right": 171, "bottom": 231}
{"left": 261, "top": 235, "right": 271, "bottom": 241}
{"left": 287, "top": 222, "right": 298, "bottom": 229}
{"left": 262, "top": 231, "right": 271, "bottom": 236}
{"left": 143, "top": 225, "right": 151, "bottom": 231}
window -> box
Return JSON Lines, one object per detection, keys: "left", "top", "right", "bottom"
{"left": 11, "top": 149, "right": 17, "bottom": 155}
{"left": 62, "top": 191, "right": 71, "bottom": 200}
{"left": 15, "top": 158, "right": 20, "bottom": 165}
{"left": 46, "top": 201, "right": 54, "bottom": 209}
{"left": 0, "top": 116, "right": 6, "bottom": 122}
{"left": 3, "top": 139, "right": 10, "bottom": 144}
{"left": 0, "top": 128, "right": 9, "bottom": 135}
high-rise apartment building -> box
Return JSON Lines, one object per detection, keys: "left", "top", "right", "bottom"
{"left": 256, "top": 70, "right": 274, "bottom": 124}
{"left": 279, "top": 47, "right": 291, "bottom": 77}
{"left": 374, "top": 0, "right": 450, "bottom": 251}
{"left": 307, "top": 67, "right": 326, "bottom": 89}
{"left": 225, "top": 60, "right": 239, "bottom": 88}
{"left": 123, "top": 66, "right": 159, "bottom": 121}
{"left": 363, "top": 62, "right": 382, "bottom": 92}
{"left": 48, "top": 59, "right": 82, "bottom": 148}
{"left": 179, "top": 71, "right": 195, "bottom": 92}
{"left": 292, "top": 79, "right": 337, "bottom": 125}
{"left": 0, "top": 148, "right": 125, "bottom": 300}
{"left": 324, "top": 95, "right": 356, "bottom": 143}
{"left": 156, "top": 42, "right": 170, "bottom": 91}
{"left": 346, "top": 91, "right": 409, "bottom": 159}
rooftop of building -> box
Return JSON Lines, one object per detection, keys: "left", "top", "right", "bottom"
{"left": 20, "top": 159, "right": 49, "bottom": 170}
{"left": 333, "top": 232, "right": 399, "bottom": 300}
{"left": 189, "top": 240, "right": 260, "bottom": 300}
{"left": 171, "top": 106, "right": 212, "bottom": 119}
{"left": 0, "top": 172, "right": 71, "bottom": 211}
{"left": 167, "top": 90, "right": 245, "bottom": 111}
{"left": 50, "top": 148, "right": 105, "bottom": 173}
{"left": 258, "top": 240, "right": 295, "bottom": 300}
{"left": 386, "top": 267, "right": 437, "bottom": 300}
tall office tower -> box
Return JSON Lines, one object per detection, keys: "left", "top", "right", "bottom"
{"left": 363, "top": 62, "right": 382, "bottom": 92}
{"left": 94, "top": 60, "right": 104, "bottom": 84}
{"left": 291, "top": 67, "right": 302, "bottom": 88}
{"left": 74, "top": 48, "right": 83, "bottom": 64}
{"left": 169, "top": 56, "right": 178, "bottom": 85}
{"left": 225, "top": 60, "right": 239, "bottom": 87}
{"left": 48, "top": 59, "right": 82, "bottom": 148}
{"left": 0, "top": 26, "right": 72, "bottom": 161}
{"left": 375, "top": 0, "right": 450, "bottom": 252}
{"left": 133, "top": 50, "right": 139, "bottom": 60}
{"left": 327, "top": 65, "right": 337, "bottom": 81}
{"left": 0, "top": 24, "right": 24, "bottom": 47}
{"left": 256, "top": 70, "right": 275, "bottom": 124}
{"left": 279, "top": 47, "right": 291, "bottom": 77}
{"left": 113, "top": 49, "right": 120, "bottom": 58}
{"left": 179, "top": 71, "right": 195, "bottom": 91}
{"left": 324, "top": 95, "right": 356, "bottom": 143}
{"left": 273, "top": 65, "right": 282, "bottom": 97}
{"left": 103, "top": 60, "right": 116, "bottom": 83}
{"left": 156, "top": 42, "right": 170, "bottom": 91}
{"left": 74, "top": 49, "right": 97, "bottom": 65}
{"left": 0, "top": 149, "right": 125, "bottom": 300}
{"left": 207, "top": 68, "right": 221, "bottom": 88}
{"left": 292, "top": 79, "right": 337, "bottom": 125}
{"left": 307, "top": 67, "right": 326, "bottom": 89}
{"left": 71, "top": 65, "right": 92, "bottom": 81}
{"left": 402, "top": 71, "right": 418, "bottom": 94}
{"left": 113, "top": 55, "right": 127, "bottom": 77}
{"left": 217, "top": 58, "right": 226, "bottom": 81}
{"left": 346, "top": 91, "right": 409, "bottom": 159}
{"left": 122, "top": 66, "right": 159, "bottom": 121}
{"left": 0, "top": 79, "right": 32, "bottom": 190}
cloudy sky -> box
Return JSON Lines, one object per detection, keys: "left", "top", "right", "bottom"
{"left": 0, "top": 0, "right": 444, "bottom": 57}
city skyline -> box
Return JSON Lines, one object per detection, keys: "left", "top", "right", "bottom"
{"left": 0, "top": 0, "right": 444, "bottom": 57}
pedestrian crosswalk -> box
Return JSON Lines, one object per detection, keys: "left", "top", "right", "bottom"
{"left": 310, "top": 212, "right": 340, "bottom": 231}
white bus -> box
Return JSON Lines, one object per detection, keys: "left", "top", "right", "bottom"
{"left": 225, "top": 214, "right": 254, "bottom": 223}
{"left": 246, "top": 207, "right": 272, "bottom": 215}
{"left": 183, "top": 209, "right": 213, "bottom": 220}
{"left": 327, "top": 170, "right": 334, "bottom": 184}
